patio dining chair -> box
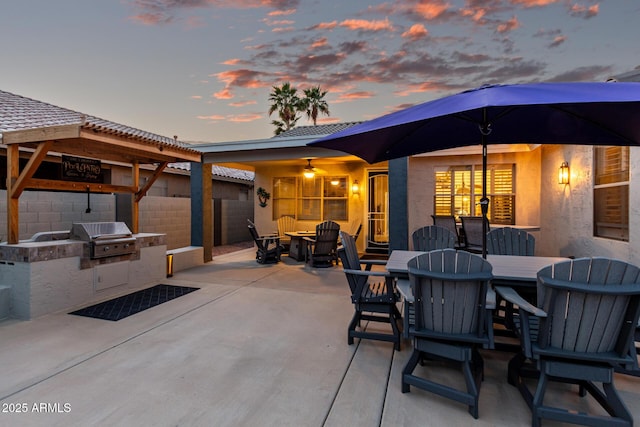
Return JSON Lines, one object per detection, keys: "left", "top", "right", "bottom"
{"left": 486, "top": 226, "right": 536, "bottom": 335}
{"left": 495, "top": 257, "right": 640, "bottom": 427}
{"left": 431, "top": 215, "right": 463, "bottom": 247}
{"left": 459, "top": 216, "right": 490, "bottom": 254}
{"left": 337, "top": 231, "right": 402, "bottom": 350}
{"left": 402, "top": 249, "right": 493, "bottom": 419}
{"left": 305, "top": 220, "right": 340, "bottom": 267}
{"left": 276, "top": 215, "right": 296, "bottom": 252}
{"left": 411, "top": 225, "right": 457, "bottom": 251}
{"left": 486, "top": 227, "right": 535, "bottom": 256}
{"left": 247, "top": 219, "right": 283, "bottom": 264}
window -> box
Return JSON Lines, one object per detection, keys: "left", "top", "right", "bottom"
{"left": 594, "top": 146, "right": 629, "bottom": 241}
{"left": 434, "top": 164, "right": 515, "bottom": 224}
{"left": 272, "top": 176, "right": 348, "bottom": 221}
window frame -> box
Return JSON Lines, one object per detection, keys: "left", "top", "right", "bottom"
{"left": 272, "top": 175, "right": 349, "bottom": 221}
{"left": 434, "top": 164, "right": 515, "bottom": 225}
{"left": 593, "top": 146, "right": 629, "bottom": 241}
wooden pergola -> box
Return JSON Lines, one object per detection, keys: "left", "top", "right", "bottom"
{"left": 2, "top": 120, "right": 201, "bottom": 244}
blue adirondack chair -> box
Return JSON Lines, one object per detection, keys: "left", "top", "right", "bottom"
{"left": 411, "top": 225, "right": 457, "bottom": 251}
{"left": 495, "top": 257, "right": 640, "bottom": 427}
{"left": 402, "top": 249, "right": 493, "bottom": 419}
{"left": 337, "top": 231, "right": 402, "bottom": 350}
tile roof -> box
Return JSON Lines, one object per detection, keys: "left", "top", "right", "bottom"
{"left": 272, "top": 122, "right": 363, "bottom": 138}
{"left": 169, "top": 162, "right": 254, "bottom": 182}
{"left": 0, "top": 89, "right": 196, "bottom": 151}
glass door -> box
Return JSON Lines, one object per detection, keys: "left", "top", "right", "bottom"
{"left": 366, "top": 170, "right": 389, "bottom": 253}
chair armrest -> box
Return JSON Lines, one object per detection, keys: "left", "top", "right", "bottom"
{"left": 494, "top": 286, "right": 546, "bottom": 318}
{"left": 256, "top": 236, "right": 280, "bottom": 243}
{"left": 302, "top": 237, "right": 316, "bottom": 243}
{"left": 342, "top": 268, "right": 389, "bottom": 278}
{"left": 485, "top": 287, "right": 496, "bottom": 310}
{"left": 360, "top": 259, "right": 387, "bottom": 266}
{"left": 396, "top": 279, "right": 413, "bottom": 302}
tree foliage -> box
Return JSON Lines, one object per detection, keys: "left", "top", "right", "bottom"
{"left": 268, "top": 82, "right": 330, "bottom": 135}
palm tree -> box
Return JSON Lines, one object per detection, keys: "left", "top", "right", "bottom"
{"left": 268, "top": 82, "right": 303, "bottom": 135}
{"left": 302, "top": 86, "right": 330, "bottom": 125}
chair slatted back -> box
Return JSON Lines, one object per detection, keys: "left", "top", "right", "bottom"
{"left": 247, "top": 219, "right": 264, "bottom": 250}
{"left": 412, "top": 225, "right": 456, "bottom": 251}
{"left": 338, "top": 231, "right": 366, "bottom": 296}
{"left": 459, "top": 216, "right": 490, "bottom": 248}
{"left": 351, "top": 222, "right": 363, "bottom": 242}
{"left": 486, "top": 227, "right": 535, "bottom": 255}
{"left": 312, "top": 220, "right": 340, "bottom": 259}
{"left": 536, "top": 258, "right": 640, "bottom": 356}
{"left": 431, "top": 215, "right": 459, "bottom": 241}
{"left": 408, "top": 249, "right": 493, "bottom": 339}
{"left": 277, "top": 215, "right": 296, "bottom": 236}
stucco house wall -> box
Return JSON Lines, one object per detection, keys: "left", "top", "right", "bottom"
{"left": 406, "top": 149, "right": 542, "bottom": 251}
{"left": 253, "top": 161, "right": 367, "bottom": 249}
{"left": 538, "top": 145, "right": 640, "bottom": 264}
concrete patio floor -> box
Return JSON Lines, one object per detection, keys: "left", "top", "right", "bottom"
{"left": 1, "top": 248, "right": 639, "bottom": 426}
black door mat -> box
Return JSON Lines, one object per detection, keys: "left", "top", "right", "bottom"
{"left": 69, "top": 284, "right": 199, "bottom": 321}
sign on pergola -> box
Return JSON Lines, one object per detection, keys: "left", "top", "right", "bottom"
{"left": 2, "top": 119, "right": 201, "bottom": 244}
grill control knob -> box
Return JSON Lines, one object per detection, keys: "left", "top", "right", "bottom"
{"left": 104, "top": 246, "right": 110, "bottom": 251}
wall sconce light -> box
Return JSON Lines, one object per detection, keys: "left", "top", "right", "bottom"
{"left": 558, "top": 161, "right": 570, "bottom": 184}
{"left": 351, "top": 179, "right": 360, "bottom": 195}
{"left": 303, "top": 159, "right": 315, "bottom": 179}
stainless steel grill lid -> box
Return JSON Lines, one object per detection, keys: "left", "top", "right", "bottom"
{"left": 70, "top": 222, "right": 136, "bottom": 259}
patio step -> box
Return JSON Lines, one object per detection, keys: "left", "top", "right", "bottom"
{"left": 0, "top": 285, "right": 10, "bottom": 320}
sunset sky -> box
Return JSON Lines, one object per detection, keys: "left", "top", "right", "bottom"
{"left": 2, "top": 1, "right": 639, "bottom": 144}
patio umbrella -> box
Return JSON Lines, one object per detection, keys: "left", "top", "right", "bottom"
{"left": 308, "top": 82, "right": 640, "bottom": 255}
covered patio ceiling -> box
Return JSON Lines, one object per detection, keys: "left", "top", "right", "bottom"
{"left": 1, "top": 89, "right": 201, "bottom": 243}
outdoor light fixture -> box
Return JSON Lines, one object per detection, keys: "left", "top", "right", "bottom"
{"left": 351, "top": 179, "right": 360, "bottom": 195}
{"left": 558, "top": 161, "right": 570, "bottom": 184}
{"left": 303, "top": 159, "right": 315, "bottom": 179}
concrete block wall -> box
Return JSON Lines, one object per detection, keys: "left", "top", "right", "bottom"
{"left": 0, "top": 190, "right": 115, "bottom": 241}
{"left": 218, "top": 200, "right": 254, "bottom": 244}
{"left": 0, "top": 191, "right": 252, "bottom": 249}
{"left": 138, "top": 196, "right": 191, "bottom": 250}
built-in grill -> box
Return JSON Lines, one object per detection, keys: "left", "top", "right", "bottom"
{"left": 70, "top": 222, "right": 136, "bottom": 259}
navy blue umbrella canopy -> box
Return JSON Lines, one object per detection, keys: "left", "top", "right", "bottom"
{"left": 309, "top": 82, "right": 640, "bottom": 164}
{"left": 309, "top": 81, "right": 640, "bottom": 256}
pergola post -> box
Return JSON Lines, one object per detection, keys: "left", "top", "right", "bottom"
{"left": 6, "top": 145, "right": 20, "bottom": 244}
{"left": 131, "top": 162, "right": 139, "bottom": 234}
{"left": 190, "top": 162, "right": 212, "bottom": 262}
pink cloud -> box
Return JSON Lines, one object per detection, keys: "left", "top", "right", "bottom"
{"left": 312, "top": 21, "right": 338, "bottom": 30}
{"left": 272, "top": 27, "right": 295, "bottom": 33}
{"left": 333, "top": 91, "right": 376, "bottom": 103}
{"left": 496, "top": 16, "right": 520, "bottom": 33}
{"left": 549, "top": 35, "right": 567, "bottom": 48}
{"left": 127, "top": 0, "right": 301, "bottom": 26}
{"left": 339, "top": 18, "right": 394, "bottom": 32}
{"left": 310, "top": 37, "right": 329, "bottom": 49}
{"left": 267, "top": 8, "right": 296, "bottom": 16}
{"left": 402, "top": 24, "right": 429, "bottom": 41}
{"left": 227, "top": 113, "right": 263, "bottom": 122}
{"left": 196, "top": 114, "right": 226, "bottom": 122}
{"left": 569, "top": 3, "right": 599, "bottom": 18}
{"left": 229, "top": 100, "right": 258, "bottom": 107}
{"left": 414, "top": 1, "right": 451, "bottom": 20}
{"left": 213, "top": 88, "right": 234, "bottom": 99}
{"left": 510, "top": 0, "right": 561, "bottom": 6}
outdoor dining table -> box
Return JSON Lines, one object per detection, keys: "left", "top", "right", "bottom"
{"left": 285, "top": 231, "right": 316, "bottom": 261}
{"left": 386, "top": 250, "right": 568, "bottom": 340}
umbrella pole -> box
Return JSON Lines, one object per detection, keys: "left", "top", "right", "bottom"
{"left": 480, "top": 113, "right": 490, "bottom": 259}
